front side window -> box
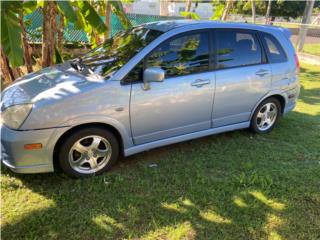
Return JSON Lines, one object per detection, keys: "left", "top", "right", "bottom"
{"left": 146, "top": 31, "right": 210, "bottom": 78}
{"left": 215, "top": 30, "right": 262, "bottom": 69}
{"left": 122, "top": 61, "right": 144, "bottom": 84}
{"left": 261, "top": 33, "right": 287, "bottom": 63}
{"left": 81, "top": 26, "right": 163, "bottom": 78}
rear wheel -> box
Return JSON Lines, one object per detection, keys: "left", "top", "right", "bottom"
{"left": 58, "top": 127, "right": 119, "bottom": 178}
{"left": 250, "top": 98, "right": 281, "bottom": 133}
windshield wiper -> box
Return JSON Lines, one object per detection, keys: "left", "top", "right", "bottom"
{"left": 70, "top": 57, "right": 87, "bottom": 72}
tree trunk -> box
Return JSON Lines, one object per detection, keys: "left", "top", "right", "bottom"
{"left": 105, "top": 0, "right": 111, "bottom": 40}
{"left": 160, "top": 0, "right": 169, "bottom": 16}
{"left": 12, "top": 67, "right": 23, "bottom": 79}
{"left": 42, "top": 1, "right": 56, "bottom": 68}
{"left": 186, "top": 0, "right": 192, "bottom": 12}
{"left": 265, "top": 0, "right": 272, "bottom": 24}
{"left": 0, "top": 48, "right": 15, "bottom": 83}
{"left": 57, "top": 13, "right": 64, "bottom": 51}
{"left": 296, "top": 0, "right": 315, "bottom": 52}
{"left": 221, "top": 0, "right": 232, "bottom": 21}
{"left": 251, "top": 0, "right": 256, "bottom": 24}
{"left": 19, "top": 13, "right": 33, "bottom": 73}
{"left": 185, "top": 0, "right": 192, "bottom": 19}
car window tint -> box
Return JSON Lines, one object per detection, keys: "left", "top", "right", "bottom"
{"left": 262, "top": 33, "right": 287, "bottom": 63}
{"left": 216, "top": 30, "right": 262, "bottom": 69}
{"left": 146, "top": 32, "right": 210, "bottom": 78}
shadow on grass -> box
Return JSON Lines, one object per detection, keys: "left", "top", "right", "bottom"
{"left": 2, "top": 108, "right": 320, "bottom": 239}
{"left": 300, "top": 66, "right": 320, "bottom": 81}
{"left": 299, "top": 66, "right": 320, "bottom": 107}
{"left": 299, "top": 86, "right": 320, "bottom": 105}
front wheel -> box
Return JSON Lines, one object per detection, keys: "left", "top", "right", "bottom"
{"left": 58, "top": 127, "right": 119, "bottom": 178}
{"left": 250, "top": 98, "right": 281, "bottom": 134}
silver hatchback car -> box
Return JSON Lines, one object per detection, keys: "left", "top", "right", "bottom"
{"left": 1, "top": 20, "right": 300, "bottom": 177}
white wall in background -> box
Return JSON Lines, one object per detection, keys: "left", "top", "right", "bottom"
{"left": 124, "top": 0, "right": 213, "bottom": 19}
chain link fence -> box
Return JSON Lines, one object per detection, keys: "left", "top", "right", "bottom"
{"left": 25, "top": 10, "right": 181, "bottom": 44}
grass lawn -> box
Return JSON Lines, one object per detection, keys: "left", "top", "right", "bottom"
{"left": 303, "top": 43, "right": 320, "bottom": 57}
{"left": 1, "top": 63, "right": 320, "bottom": 240}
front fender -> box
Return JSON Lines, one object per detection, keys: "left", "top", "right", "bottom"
{"left": 59, "top": 114, "right": 133, "bottom": 150}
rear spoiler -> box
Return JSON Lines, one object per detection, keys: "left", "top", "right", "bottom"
{"left": 271, "top": 26, "right": 292, "bottom": 39}
{"left": 279, "top": 27, "right": 292, "bottom": 39}
{"left": 263, "top": 24, "right": 292, "bottom": 39}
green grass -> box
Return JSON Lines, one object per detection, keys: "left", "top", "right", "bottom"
{"left": 303, "top": 43, "right": 320, "bottom": 56}
{"left": 1, "top": 64, "right": 320, "bottom": 240}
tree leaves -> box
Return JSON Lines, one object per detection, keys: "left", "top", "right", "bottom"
{"left": 180, "top": 11, "right": 200, "bottom": 20}
{"left": 0, "top": 1, "right": 23, "bottom": 67}
{"left": 210, "top": 4, "right": 224, "bottom": 20}
{"left": 0, "top": 0, "right": 130, "bottom": 68}
{"left": 56, "top": 1, "right": 77, "bottom": 23}
{"left": 22, "top": 0, "right": 37, "bottom": 14}
{"left": 109, "top": 1, "right": 132, "bottom": 29}
{"left": 76, "top": 1, "right": 106, "bottom": 34}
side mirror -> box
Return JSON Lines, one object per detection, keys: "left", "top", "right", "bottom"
{"left": 143, "top": 67, "right": 165, "bottom": 90}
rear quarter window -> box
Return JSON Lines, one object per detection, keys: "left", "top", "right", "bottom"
{"left": 260, "top": 32, "right": 287, "bottom": 63}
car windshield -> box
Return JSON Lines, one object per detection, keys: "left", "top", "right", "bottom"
{"left": 80, "top": 26, "right": 163, "bottom": 78}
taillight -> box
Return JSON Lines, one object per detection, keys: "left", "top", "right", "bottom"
{"left": 294, "top": 54, "right": 300, "bottom": 73}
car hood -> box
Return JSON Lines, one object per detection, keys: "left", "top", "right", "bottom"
{"left": 1, "top": 62, "right": 105, "bottom": 110}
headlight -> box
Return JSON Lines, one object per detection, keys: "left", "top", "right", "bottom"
{"left": 1, "top": 104, "right": 33, "bottom": 129}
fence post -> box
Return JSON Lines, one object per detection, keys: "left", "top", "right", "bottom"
{"left": 296, "top": 0, "right": 315, "bottom": 52}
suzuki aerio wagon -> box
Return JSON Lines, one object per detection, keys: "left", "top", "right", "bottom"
{"left": 1, "top": 20, "right": 300, "bottom": 177}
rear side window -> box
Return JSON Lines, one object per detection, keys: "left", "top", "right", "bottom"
{"left": 261, "top": 33, "right": 287, "bottom": 63}
{"left": 215, "top": 30, "right": 263, "bottom": 69}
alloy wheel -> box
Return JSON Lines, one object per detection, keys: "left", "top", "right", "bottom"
{"left": 68, "top": 135, "right": 112, "bottom": 174}
{"left": 256, "top": 102, "right": 278, "bottom": 131}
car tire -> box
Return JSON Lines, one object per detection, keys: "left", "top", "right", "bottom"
{"left": 250, "top": 97, "right": 281, "bottom": 134}
{"left": 58, "top": 127, "right": 119, "bottom": 178}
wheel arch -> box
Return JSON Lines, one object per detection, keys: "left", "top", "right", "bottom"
{"left": 271, "top": 94, "right": 286, "bottom": 114}
{"left": 250, "top": 93, "right": 286, "bottom": 121}
{"left": 52, "top": 122, "right": 126, "bottom": 170}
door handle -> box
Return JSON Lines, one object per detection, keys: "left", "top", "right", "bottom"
{"left": 255, "top": 69, "right": 269, "bottom": 77}
{"left": 191, "top": 79, "right": 210, "bottom": 87}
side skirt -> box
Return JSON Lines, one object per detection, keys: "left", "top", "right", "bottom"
{"left": 124, "top": 121, "right": 250, "bottom": 156}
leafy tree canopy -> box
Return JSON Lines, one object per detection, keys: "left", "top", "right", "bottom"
{"left": 231, "top": 0, "right": 320, "bottom": 20}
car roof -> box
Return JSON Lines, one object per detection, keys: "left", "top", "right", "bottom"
{"left": 144, "top": 20, "right": 289, "bottom": 37}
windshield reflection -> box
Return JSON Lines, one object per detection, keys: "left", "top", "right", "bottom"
{"left": 81, "top": 26, "right": 163, "bottom": 78}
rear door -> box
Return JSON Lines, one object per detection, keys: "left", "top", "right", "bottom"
{"left": 212, "top": 29, "right": 272, "bottom": 127}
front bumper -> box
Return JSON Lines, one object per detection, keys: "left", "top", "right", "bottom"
{"left": 1, "top": 124, "right": 69, "bottom": 174}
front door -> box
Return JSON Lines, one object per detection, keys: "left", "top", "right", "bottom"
{"left": 130, "top": 30, "right": 215, "bottom": 145}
